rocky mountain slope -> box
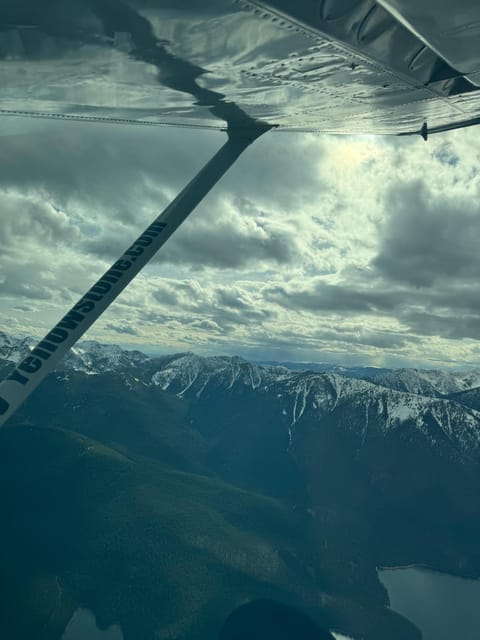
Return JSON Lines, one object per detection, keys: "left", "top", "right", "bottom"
{"left": 3, "top": 332, "right": 480, "bottom": 464}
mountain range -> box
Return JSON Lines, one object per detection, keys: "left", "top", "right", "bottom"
{"left": 1, "top": 332, "right": 479, "bottom": 640}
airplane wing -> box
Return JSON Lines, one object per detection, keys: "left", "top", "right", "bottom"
{"left": 0, "top": 0, "right": 479, "bottom": 136}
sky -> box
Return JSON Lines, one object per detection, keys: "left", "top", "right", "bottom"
{"left": 1, "top": 115, "right": 480, "bottom": 369}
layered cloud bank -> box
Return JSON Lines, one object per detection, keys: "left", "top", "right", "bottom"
{"left": 1, "top": 117, "right": 479, "bottom": 368}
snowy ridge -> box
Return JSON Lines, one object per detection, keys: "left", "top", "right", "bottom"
{"left": 151, "top": 353, "right": 286, "bottom": 397}
{"left": 0, "top": 333, "right": 149, "bottom": 375}
{"left": 0, "top": 331, "right": 35, "bottom": 363}
{"left": 152, "top": 355, "right": 480, "bottom": 456}
{"left": 1, "top": 333, "right": 480, "bottom": 457}
{"left": 367, "top": 367, "right": 480, "bottom": 396}
{"left": 63, "top": 341, "right": 150, "bottom": 375}
{"left": 279, "top": 371, "right": 480, "bottom": 455}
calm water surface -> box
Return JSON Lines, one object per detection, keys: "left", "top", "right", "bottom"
{"left": 379, "top": 566, "right": 480, "bottom": 640}
{"left": 61, "top": 608, "right": 123, "bottom": 640}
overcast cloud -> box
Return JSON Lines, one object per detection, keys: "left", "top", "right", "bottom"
{"left": 1, "top": 115, "right": 480, "bottom": 368}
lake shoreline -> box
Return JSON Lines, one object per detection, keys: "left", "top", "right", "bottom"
{"left": 379, "top": 565, "right": 480, "bottom": 640}
{"left": 377, "top": 563, "right": 480, "bottom": 580}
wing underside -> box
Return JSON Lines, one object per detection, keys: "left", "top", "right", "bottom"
{"left": 1, "top": 0, "right": 479, "bottom": 135}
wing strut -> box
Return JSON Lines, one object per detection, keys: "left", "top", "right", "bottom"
{"left": 0, "top": 124, "right": 270, "bottom": 427}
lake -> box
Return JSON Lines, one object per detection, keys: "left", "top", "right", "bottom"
{"left": 379, "top": 566, "right": 480, "bottom": 640}
{"left": 61, "top": 608, "right": 123, "bottom": 640}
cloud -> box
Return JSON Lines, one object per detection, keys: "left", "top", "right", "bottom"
{"left": 373, "top": 180, "right": 480, "bottom": 287}
{"left": 401, "top": 311, "right": 480, "bottom": 342}
{"left": 0, "top": 191, "right": 80, "bottom": 253}
{"left": 219, "top": 133, "right": 328, "bottom": 209}
{"left": 104, "top": 323, "right": 139, "bottom": 336}
{"left": 0, "top": 119, "right": 326, "bottom": 275}
{"left": 149, "top": 279, "right": 275, "bottom": 332}
{"left": 1, "top": 118, "right": 480, "bottom": 368}
{"left": 0, "top": 119, "right": 221, "bottom": 214}
{"left": 187, "top": 318, "right": 225, "bottom": 333}
{"left": 157, "top": 200, "right": 301, "bottom": 269}
{"left": 266, "top": 274, "right": 405, "bottom": 314}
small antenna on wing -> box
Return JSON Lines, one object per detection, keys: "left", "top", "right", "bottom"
{"left": 420, "top": 121, "right": 428, "bottom": 141}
